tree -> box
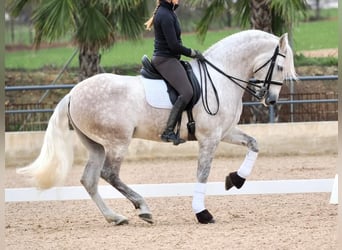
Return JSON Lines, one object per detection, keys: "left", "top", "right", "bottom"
{"left": 314, "top": 0, "right": 321, "bottom": 20}
{"left": 189, "top": 0, "right": 308, "bottom": 43}
{"left": 9, "top": 0, "right": 149, "bottom": 80}
{"left": 249, "top": 0, "right": 273, "bottom": 32}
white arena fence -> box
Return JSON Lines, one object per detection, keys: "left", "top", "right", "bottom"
{"left": 5, "top": 179, "right": 336, "bottom": 203}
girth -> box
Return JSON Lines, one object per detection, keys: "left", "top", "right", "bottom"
{"left": 140, "top": 55, "right": 201, "bottom": 140}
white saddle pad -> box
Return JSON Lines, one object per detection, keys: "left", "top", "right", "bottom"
{"left": 142, "top": 77, "right": 173, "bottom": 109}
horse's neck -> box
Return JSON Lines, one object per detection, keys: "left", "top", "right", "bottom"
{"left": 207, "top": 35, "right": 274, "bottom": 77}
{"left": 192, "top": 32, "right": 277, "bottom": 98}
{"left": 189, "top": 44, "right": 252, "bottom": 102}
{"left": 188, "top": 34, "right": 276, "bottom": 120}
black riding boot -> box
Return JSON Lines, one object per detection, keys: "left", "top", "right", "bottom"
{"left": 161, "top": 96, "right": 187, "bottom": 145}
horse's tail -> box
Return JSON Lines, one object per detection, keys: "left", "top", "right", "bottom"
{"left": 17, "top": 93, "right": 74, "bottom": 189}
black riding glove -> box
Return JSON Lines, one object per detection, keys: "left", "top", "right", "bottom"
{"left": 191, "top": 49, "right": 205, "bottom": 61}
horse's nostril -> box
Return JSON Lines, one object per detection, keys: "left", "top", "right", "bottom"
{"left": 265, "top": 94, "right": 277, "bottom": 106}
{"left": 266, "top": 97, "right": 276, "bottom": 106}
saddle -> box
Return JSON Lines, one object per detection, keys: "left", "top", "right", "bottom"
{"left": 140, "top": 55, "right": 201, "bottom": 140}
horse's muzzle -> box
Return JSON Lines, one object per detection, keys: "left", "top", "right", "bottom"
{"left": 265, "top": 94, "right": 277, "bottom": 106}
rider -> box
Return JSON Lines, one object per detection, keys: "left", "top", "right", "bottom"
{"left": 145, "top": 0, "right": 204, "bottom": 145}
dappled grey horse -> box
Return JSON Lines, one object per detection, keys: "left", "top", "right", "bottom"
{"left": 18, "top": 30, "right": 296, "bottom": 225}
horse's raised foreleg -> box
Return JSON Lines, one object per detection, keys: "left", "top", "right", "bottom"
{"left": 193, "top": 138, "right": 220, "bottom": 224}
{"left": 100, "top": 150, "right": 153, "bottom": 224}
{"left": 222, "top": 127, "right": 259, "bottom": 190}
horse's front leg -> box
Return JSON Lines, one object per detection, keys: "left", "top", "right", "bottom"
{"left": 222, "top": 126, "right": 259, "bottom": 190}
{"left": 193, "top": 138, "right": 220, "bottom": 224}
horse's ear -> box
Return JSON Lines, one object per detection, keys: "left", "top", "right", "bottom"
{"left": 279, "top": 33, "right": 288, "bottom": 51}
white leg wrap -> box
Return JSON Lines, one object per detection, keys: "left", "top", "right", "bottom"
{"left": 237, "top": 150, "right": 258, "bottom": 179}
{"left": 192, "top": 183, "right": 206, "bottom": 213}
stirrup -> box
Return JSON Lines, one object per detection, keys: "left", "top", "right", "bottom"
{"left": 161, "top": 131, "right": 185, "bottom": 145}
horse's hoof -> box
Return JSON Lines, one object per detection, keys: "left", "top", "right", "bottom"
{"left": 139, "top": 213, "right": 154, "bottom": 224}
{"left": 115, "top": 218, "right": 129, "bottom": 226}
{"left": 225, "top": 175, "right": 234, "bottom": 190}
{"left": 196, "top": 209, "right": 215, "bottom": 224}
{"left": 106, "top": 214, "right": 129, "bottom": 225}
{"left": 225, "top": 171, "right": 245, "bottom": 190}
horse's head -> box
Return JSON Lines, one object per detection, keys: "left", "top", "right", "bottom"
{"left": 252, "top": 33, "right": 296, "bottom": 107}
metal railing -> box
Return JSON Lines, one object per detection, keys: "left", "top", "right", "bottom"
{"left": 4, "top": 75, "right": 338, "bottom": 129}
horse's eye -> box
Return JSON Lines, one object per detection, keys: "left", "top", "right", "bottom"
{"left": 277, "top": 65, "right": 284, "bottom": 71}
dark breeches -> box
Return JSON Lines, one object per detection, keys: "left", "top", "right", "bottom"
{"left": 152, "top": 56, "right": 193, "bottom": 105}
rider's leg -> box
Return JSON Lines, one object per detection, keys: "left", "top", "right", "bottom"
{"left": 152, "top": 56, "right": 193, "bottom": 145}
{"left": 160, "top": 95, "right": 187, "bottom": 144}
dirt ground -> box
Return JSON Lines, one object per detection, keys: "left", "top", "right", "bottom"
{"left": 300, "top": 48, "right": 338, "bottom": 58}
{"left": 5, "top": 154, "right": 338, "bottom": 249}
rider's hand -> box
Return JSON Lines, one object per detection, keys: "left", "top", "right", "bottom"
{"left": 191, "top": 49, "right": 205, "bottom": 61}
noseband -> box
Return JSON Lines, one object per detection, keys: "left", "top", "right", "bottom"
{"left": 197, "top": 46, "right": 286, "bottom": 115}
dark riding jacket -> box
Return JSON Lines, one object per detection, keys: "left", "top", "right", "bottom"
{"left": 153, "top": 1, "right": 192, "bottom": 59}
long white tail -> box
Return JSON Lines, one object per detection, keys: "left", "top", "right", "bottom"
{"left": 17, "top": 94, "right": 74, "bottom": 189}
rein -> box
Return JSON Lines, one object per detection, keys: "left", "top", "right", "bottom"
{"left": 197, "top": 46, "right": 286, "bottom": 115}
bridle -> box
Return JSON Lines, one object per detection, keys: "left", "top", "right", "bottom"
{"left": 197, "top": 46, "right": 286, "bottom": 115}
{"left": 251, "top": 46, "right": 286, "bottom": 99}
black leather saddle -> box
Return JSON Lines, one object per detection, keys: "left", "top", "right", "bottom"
{"left": 140, "top": 55, "right": 201, "bottom": 110}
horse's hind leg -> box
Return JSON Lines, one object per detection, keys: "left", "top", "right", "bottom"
{"left": 100, "top": 149, "right": 153, "bottom": 224}
{"left": 75, "top": 129, "right": 128, "bottom": 225}
{"left": 222, "top": 126, "right": 259, "bottom": 190}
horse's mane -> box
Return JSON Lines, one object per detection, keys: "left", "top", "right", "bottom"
{"left": 204, "top": 30, "right": 297, "bottom": 80}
